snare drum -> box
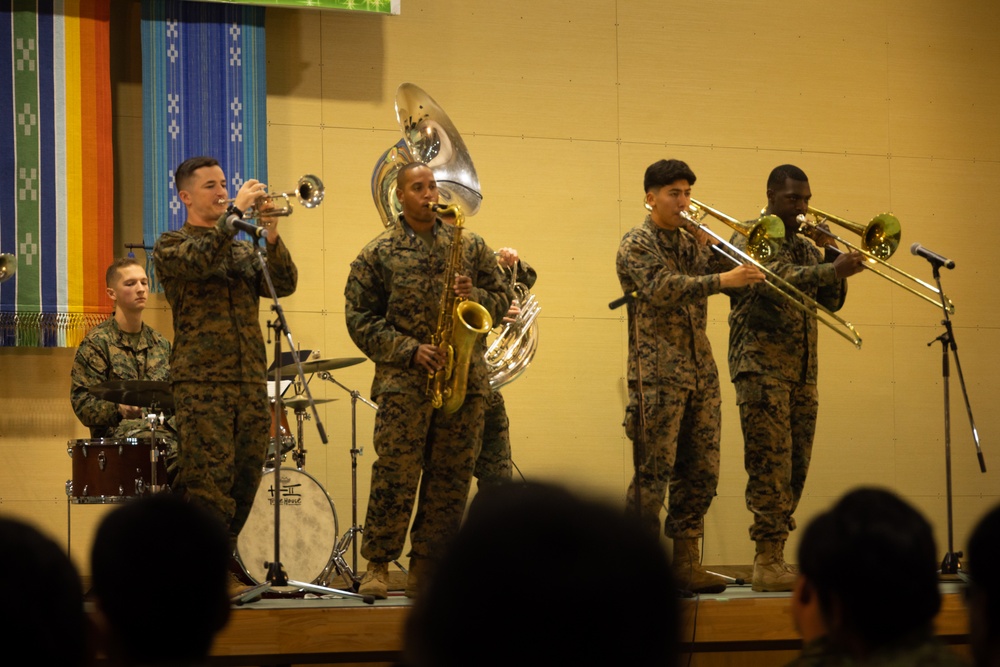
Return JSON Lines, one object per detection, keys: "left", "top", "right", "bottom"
{"left": 66, "top": 438, "right": 170, "bottom": 503}
{"left": 236, "top": 467, "right": 339, "bottom": 589}
{"left": 268, "top": 400, "right": 295, "bottom": 464}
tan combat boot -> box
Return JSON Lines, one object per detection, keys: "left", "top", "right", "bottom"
{"left": 671, "top": 538, "right": 727, "bottom": 594}
{"left": 358, "top": 561, "right": 390, "bottom": 599}
{"left": 405, "top": 558, "right": 434, "bottom": 599}
{"left": 752, "top": 540, "right": 796, "bottom": 592}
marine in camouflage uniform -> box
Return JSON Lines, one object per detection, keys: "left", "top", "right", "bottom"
{"left": 71, "top": 316, "right": 173, "bottom": 440}
{"left": 726, "top": 164, "right": 864, "bottom": 591}
{"left": 153, "top": 157, "right": 297, "bottom": 546}
{"left": 617, "top": 159, "right": 765, "bottom": 594}
{"left": 345, "top": 163, "right": 511, "bottom": 598}
{"left": 475, "top": 256, "right": 536, "bottom": 488}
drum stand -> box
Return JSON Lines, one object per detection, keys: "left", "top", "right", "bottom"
{"left": 316, "top": 371, "right": 406, "bottom": 587}
{"left": 241, "top": 241, "right": 373, "bottom": 605}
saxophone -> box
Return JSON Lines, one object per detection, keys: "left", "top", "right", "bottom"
{"left": 426, "top": 203, "right": 493, "bottom": 413}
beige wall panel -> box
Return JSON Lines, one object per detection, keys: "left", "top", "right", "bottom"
{"left": 266, "top": 9, "right": 324, "bottom": 126}
{"left": 887, "top": 0, "right": 1000, "bottom": 160}
{"left": 316, "top": 1, "right": 620, "bottom": 141}
{"left": 462, "top": 135, "right": 623, "bottom": 320}
{"left": 502, "top": 317, "right": 629, "bottom": 501}
{"left": 885, "top": 157, "right": 998, "bottom": 327}
{"left": 617, "top": 1, "right": 891, "bottom": 155}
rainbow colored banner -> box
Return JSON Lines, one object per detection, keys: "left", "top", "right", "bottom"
{"left": 0, "top": 0, "right": 113, "bottom": 347}
{"left": 140, "top": 0, "right": 267, "bottom": 289}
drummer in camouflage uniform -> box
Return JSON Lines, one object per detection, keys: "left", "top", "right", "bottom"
{"left": 345, "top": 162, "right": 511, "bottom": 600}
{"left": 726, "top": 164, "right": 864, "bottom": 592}
{"left": 617, "top": 158, "right": 765, "bottom": 595}
{"left": 71, "top": 258, "right": 175, "bottom": 456}
{"left": 153, "top": 156, "right": 297, "bottom": 579}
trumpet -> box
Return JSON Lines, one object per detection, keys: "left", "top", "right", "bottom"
{"left": 798, "top": 206, "right": 954, "bottom": 313}
{"left": 217, "top": 174, "right": 325, "bottom": 218}
{"left": 679, "top": 206, "right": 863, "bottom": 349}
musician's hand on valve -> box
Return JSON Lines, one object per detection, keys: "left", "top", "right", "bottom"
{"left": 833, "top": 250, "right": 866, "bottom": 279}
{"left": 453, "top": 274, "right": 473, "bottom": 299}
{"left": 413, "top": 344, "right": 447, "bottom": 373}
{"left": 258, "top": 198, "right": 280, "bottom": 244}
{"left": 496, "top": 247, "right": 519, "bottom": 268}
{"left": 503, "top": 298, "right": 521, "bottom": 324}
{"left": 719, "top": 264, "right": 766, "bottom": 289}
{"left": 234, "top": 178, "right": 268, "bottom": 213}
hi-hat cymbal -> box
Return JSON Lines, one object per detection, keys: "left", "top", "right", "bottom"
{"left": 278, "top": 357, "right": 367, "bottom": 378}
{"left": 90, "top": 380, "right": 174, "bottom": 411}
{"left": 280, "top": 395, "right": 338, "bottom": 411}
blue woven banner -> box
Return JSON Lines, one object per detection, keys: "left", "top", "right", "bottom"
{"left": 140, "top": 0, "right": 267, "bottom": 290}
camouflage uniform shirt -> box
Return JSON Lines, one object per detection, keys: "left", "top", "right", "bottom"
{"left": 616, "top": 216, "right": 732, "bottom": 398}
{"left": 71, "top": 316, "right": 172, "bottom": 439}
{"left": 153, "top": 216, "right": 297, "bottom": 382}
{"left": 345, "top": 216, "right": 512, "bottom": 398}
{"left": 727, "top": 230, "right": 847, "bottom": 385}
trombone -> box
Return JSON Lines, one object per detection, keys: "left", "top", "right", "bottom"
{"left": 798, "top": 206, "right": 954, "bottom": 313}
{"left": 681, "top": 202, "right": 863, "bottom": 349}
{"left": 217, "top": 174, "right": 325, "bottom": 218}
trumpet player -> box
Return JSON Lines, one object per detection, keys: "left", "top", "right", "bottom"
{"left": 617, "top": 159, "right": 765, "bottom": 595}
{"left": 726, "top": 164, "right": 864, "bottom": 593}
{"left": 441, "top": 206, "right": 538, "bottom": 488}
{"left": 344, "top": 162, "right": 511, "bottom": 600}
{"left": 153, "top": 156, "right": 298, "bottom": 597}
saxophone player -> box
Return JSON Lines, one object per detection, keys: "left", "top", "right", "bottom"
{"left": 439, "top": 210, "right": 538, "bottom": 489}
{"left": 345, "top": 162, "right": 512, "bottom": 600}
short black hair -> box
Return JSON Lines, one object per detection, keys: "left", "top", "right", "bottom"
{"left": 798, "top": 487, "right": 940, "bottom": 649}
{"left": 91, "top": 493, "right": 231, "bottom": 664}
{"left": 767, "top": 164, "right": 809, "bottom": 189}
{"left": 397, "top": 161, "right": 432, "bottom": 190}
{"left": 968, "top": 503, "right": 1000, "bottom": 631}
{"left": 404, "top": 481, "right": 679, "bottom": 667}
{"left": 105, "top": 257, "right": 143, "bottom": 288}
{"left": 644, "top": 159, "right": 696, "bottom": 193}
{"left": 174, "top": 156, "right": 220, "bottom": 193}
{"left": 0, "top": 518, "right": 87, "bottom": 666}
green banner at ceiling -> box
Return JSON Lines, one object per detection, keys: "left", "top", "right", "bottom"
{"left": 187, "top": 0, "right": 399, "bottom": 13}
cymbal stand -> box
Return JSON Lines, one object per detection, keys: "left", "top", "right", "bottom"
{"left": 317, "top": 370, "right": 393, "bottom": 585}
{"left": 926, "top": 262, "right": 985, "bottom": 576}
{"left": 247, "top": 242, "right": 372, "bottom": 603}
{"left": 144, "top": 410, "right": 166, "bottom": 493}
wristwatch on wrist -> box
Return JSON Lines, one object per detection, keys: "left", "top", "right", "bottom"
{"left": 226, "top": 203, "right": 243, "bottom": 220}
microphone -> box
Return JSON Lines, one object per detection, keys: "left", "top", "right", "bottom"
{"left": 910, "top": 243, "right": 955, "bottom": 270}
{"left": 608, "top": 291, "right": 639, "bottom": 310}
{"left": 226, "top": 214, "right": 269, "bottom": 241}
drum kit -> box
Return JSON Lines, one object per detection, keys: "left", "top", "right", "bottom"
{"left": 69, "top": 355, "right": 376, "bottom": 601}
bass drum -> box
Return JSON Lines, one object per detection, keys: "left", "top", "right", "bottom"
{"left": 236, "top": 468, "right": 339, "bottom": 590}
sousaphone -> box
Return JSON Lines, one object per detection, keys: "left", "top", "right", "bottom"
{"left": 371, "top": 83, "right": 482, "bottom": 227}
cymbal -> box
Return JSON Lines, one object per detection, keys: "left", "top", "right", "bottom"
{"left": 90, "top": 380, "right": 174, "bottom": 411}
{"left": 278, "top": 356, "right": 367, "bottom": 378}
{"left": 280, "top": 395, "right": 338, "bottom": 411}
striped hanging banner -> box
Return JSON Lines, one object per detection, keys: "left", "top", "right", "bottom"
{"left": 0, "top": 0, "right": 114, "bottom": 347}
{"left": 141, "top": 0, "right": 267, "bottom": 292}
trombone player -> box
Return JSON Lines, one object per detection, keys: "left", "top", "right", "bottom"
{"left": 726, "top": 164, "right": 865, "bottom": 592}
{"left": 617, "top": 159, "right": 765, "bottom": 595}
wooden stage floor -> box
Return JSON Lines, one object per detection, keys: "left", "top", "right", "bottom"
{"left": 88, "top": 576, "right": 968, "bottom": 667}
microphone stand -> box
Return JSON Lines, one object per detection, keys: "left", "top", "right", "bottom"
{"left": 317, "top": 371, "right": 382, "bottom": 587}
{"left": 926, "top": 260, "right": 985, "bottom": 576}
{"left": 240, "top": 234, "right": 372, "bottom": 604}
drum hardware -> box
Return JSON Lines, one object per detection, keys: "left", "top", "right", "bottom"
{"left": 315, "top": 370, "right": 405, "bottom": 586}
{"left": 277, "top": 356, "right": 366, "bottom": 379}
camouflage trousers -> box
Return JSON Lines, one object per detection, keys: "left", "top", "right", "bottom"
{"left": 624, "top": 382, "right": 721, "bottom": 539}
{"left": 474, "top": 389, "right": 512, "bottom": 489}
{"left": 735, "top": 373, "right": 818, "bottom": 542}
{"left": 361, "top": 392, "right": 484, "bottom": 563}
{"left": 171, "top": 381, "right": 269, "bottom": 541}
